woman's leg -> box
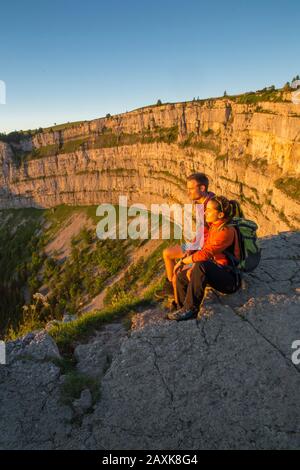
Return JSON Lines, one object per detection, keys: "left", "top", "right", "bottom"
{"left": 203, "top": 262, "right": 240, "bottom": 295}
{"left": 172, "top": 265, "right": 193, "bottom": 305}
{"left": 182, "top": 262, "right": 208, "bottom": 311}
{"left": 175, "top": 268, "right": 190, "bottom": 307}
{"left": 183, "top": 261, "right": 239, "bottom": 311}
{"left": 163, "top": 244, "right": 185, "bottom": 282}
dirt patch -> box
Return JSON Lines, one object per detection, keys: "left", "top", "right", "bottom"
{"left": 44, "top": 211, "right": 94, "bottom": 261}
{"left": 80, "top": 238, "right": 163, "bottom": 313}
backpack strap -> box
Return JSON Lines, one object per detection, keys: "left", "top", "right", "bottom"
{"left": 222, "top": 228, "right": 242, "bottom": 289}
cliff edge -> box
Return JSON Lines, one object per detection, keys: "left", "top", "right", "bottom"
{"left": 1, "top": 231, "right": 299, "bottom": 450}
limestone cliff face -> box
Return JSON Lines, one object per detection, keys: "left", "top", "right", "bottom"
{"left": 1, "top": 98, "right": 300, "bottom": 235}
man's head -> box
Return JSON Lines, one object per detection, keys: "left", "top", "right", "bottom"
{"left": 186, "top": 173, "right": 209, "bottom": 201}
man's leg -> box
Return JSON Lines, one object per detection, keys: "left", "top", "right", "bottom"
{"left": 155, "top": 244, "right": 185, "bottom": 301}
{"left": 163, "top": 245, "right": 185, "bottom": 282}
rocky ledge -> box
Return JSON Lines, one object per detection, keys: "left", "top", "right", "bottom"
{"left": 0, "top": 231, "right": 299, "bottom": 449}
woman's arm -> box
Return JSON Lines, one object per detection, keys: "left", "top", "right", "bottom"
{"left": 191, "top": 227, "right": 235, "bottom": 263}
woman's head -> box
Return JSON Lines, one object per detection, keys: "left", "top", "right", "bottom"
{"left": 205, "top": 196, "right": 243, "bottom": 224}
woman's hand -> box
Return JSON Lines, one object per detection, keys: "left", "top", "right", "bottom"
{"left": 173, "top": 254, "right": 194, "bottom": 276}
{"left": 173, "top": 259, "right": 184, "bottom": 276}
{"left": 182, "top": 255, "right": 193, "bottom": 265}
{"left": 186, "top": 266, "right": 194, "bottom": 281}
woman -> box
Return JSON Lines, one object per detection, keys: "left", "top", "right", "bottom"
{"left": 167, "top": 196, "right": 242, "bottom": 321}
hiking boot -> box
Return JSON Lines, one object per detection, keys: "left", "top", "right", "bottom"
{"left": 167, "top": 299, "right": 178, "bottom": 312}
{"left": 154, "top": 280, "right": 174, "bottom": 300}
{"left": 166, "top": 307, "right": 198, "bottom": 322}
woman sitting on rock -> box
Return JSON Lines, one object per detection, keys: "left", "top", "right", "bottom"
{"left": 167, "top": 196, "right": 242, "bottom": 321}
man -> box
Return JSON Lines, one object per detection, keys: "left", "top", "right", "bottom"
{"left": 155, "top": 172, "right": 215, "bottom": 302}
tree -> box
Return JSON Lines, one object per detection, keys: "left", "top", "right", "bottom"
{"left": 223, "top": 90, "right": 227, "bottom": 96}
{"left": 156, "top": 99, "right": 162, "bottom": 106}
{"left": 106, "top": 113, "right": 111, "bottom": 118}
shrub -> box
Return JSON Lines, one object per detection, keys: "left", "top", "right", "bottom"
{"left": 275, "top": 177, "right": 300, "bottom": 202}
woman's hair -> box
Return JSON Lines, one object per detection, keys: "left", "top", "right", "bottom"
{"left": 210, "top": 196, "right": 244, "bottom": 221}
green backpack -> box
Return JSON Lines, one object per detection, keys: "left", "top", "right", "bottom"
{"left": 228, "top": 217, "right": 261, "bottom": 272}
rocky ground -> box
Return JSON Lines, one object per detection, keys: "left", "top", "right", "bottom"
{"left": 0, "top": 231, "right": 299, "bottom": 450}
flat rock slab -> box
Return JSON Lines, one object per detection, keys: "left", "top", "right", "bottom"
{"left": 84, "top": 302, "right": 300, "bottom": 450}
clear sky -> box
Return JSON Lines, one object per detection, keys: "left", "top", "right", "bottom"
{"left": 0, "top": 0, "right": 299, "bottom": 133}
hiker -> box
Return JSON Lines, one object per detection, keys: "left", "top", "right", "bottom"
{"left": 167, "top": 196, "right": 242, "bottom": 321}
{"left": 155, "top": 172, "right": 215, "bottom": 302}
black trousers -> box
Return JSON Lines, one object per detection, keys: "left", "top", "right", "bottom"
{"left": 176, "top": 260, "right": 240, "bottom": 310}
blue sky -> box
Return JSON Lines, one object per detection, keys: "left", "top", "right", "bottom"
{"left": 0, "top": 0, "right": 299, "bottom": 133}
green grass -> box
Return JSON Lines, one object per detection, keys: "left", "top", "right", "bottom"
{"left": 255, "top": 105, "right": 277, "bottom": 114}
{"left": 192, "top": 141, "right": 220, "bottom": 153}
{"left": 240, "top": 194, "right": 263, "bottom": 211}
{"left": 250, "top": 158, "right": 269, "bottom": 170}
{"left": 8, "top": 126, "right": 179, "bottom": 165}
{"left": 42, "top": 204, "right": 83, "bottom": 243}
{"left": 14, "top": 139, "right": 90, "bottom": 163}
{"left": 278, "top": 210, "right": 292, "bottom": 226}
{"left": 31, "top": 144, "right": 60, "bottom": 158}
{"left": 0, "top": 122, "right": 86, "bottom": 144}
{"left": 60, "top": 371, "right": 100, "bottom": 406}
{"left": 202, "top": 128, "right": 214, "bottom": 136}
{"left": 1, "top": 205, "right": 127, "bottom": 338}
{"left": 47, "top": 236, "right": 170, "bottom": 354}
{"left": 0, "top": 208, "right": 45, "bottom": 282}
{"left": 42, "top": 234, "right": 129, "bottom": 319}
{"left": 44, "top": 121, "right": 86, "bottom": 132}
{"left": 275, "top": 177, "right": 300, "bottom": 202}
{"left": 58, "top": 138, "right": 89, "bottom": 154}
{"left": 10, "top": 144, "right": 59, "bottom": 165}
{"left": 52, "top": 356, "right": 77, "bottom": 374}
{"left": 2, "top": 204, "right": 170, "bottom": 341}
{"left": 42, "top": 203, "right": 105, "bottom": 240}
{"left": 178, "top": 130, "right": 220, "bottom": 153}
{"left": 0, "top": 208, "right": 45, "bottom": 337}
{"left": 103, "top": 240, "right": 167, "bottom": 308}
{"left": 49, "top": 294, "right": 155, "bottom": 354}
{"left": 103, "top": 237, "right": 173, "bottom": 308}
{"left": 178, "top": 132, "right": 195, "bottom": 148}
{"left": 90, "top": 126, "right": 178, "bottom": 148}
{"left": 216, "top": 153, "right": 228, "bottom": 162}
{"left": 0, "top": 129, "right": 40, "bottom": 143}
{"left": 236, "top": 88, "right": 285, "bottom": 104}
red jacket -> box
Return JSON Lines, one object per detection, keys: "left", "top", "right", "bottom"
{"left": 191, "top": 219, "right": 240, "bottom": 266}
